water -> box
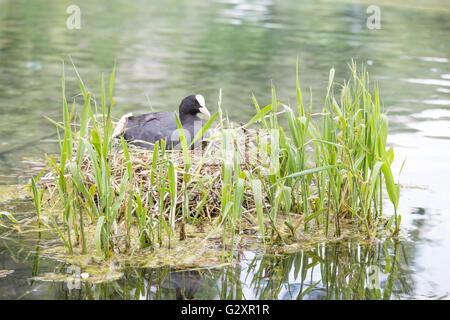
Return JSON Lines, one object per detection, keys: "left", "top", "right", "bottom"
{"left": 0, "top": 0, "right": 449, "bottom": 299}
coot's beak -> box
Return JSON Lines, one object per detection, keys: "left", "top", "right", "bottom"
{"left": 199, "top": 106, "right": 211, "bottom": 119}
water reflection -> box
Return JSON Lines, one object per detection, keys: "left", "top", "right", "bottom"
{"left": 218, "top": 0, "right": 273, "bottom": 26}
{"left": 17, "top": 240, "right": 412, "bottom": 300}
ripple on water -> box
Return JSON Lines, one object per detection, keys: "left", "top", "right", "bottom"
{"left": 401, "top": 78, "right": 450, "bottom": 87}
{"left": 412, "top": 109, "right": 450, "bottom": 120}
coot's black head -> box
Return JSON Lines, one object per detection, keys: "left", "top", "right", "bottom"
{"left": 179, "top": 94, "right": 211, "bottom": 119}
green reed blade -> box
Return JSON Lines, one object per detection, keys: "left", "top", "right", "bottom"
{"left": 191, "top": 111, "right": 219, "bottom": 147}
{"left": 95, "top": 215, "right": 106, "bottom": 255}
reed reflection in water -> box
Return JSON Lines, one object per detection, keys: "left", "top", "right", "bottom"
{"left": 35, "top": 239, "right": 412, "bottom": 300}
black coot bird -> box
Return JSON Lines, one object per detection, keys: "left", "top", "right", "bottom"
{"left": 116, "top": 95, "right": 211, "bottom": 150}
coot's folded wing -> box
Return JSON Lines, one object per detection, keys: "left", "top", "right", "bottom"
{"left": 124, "top": 111, "right": 180, "bottom": 149}
{"left": 124, "top": 113, "right": 161, "bottom": 148}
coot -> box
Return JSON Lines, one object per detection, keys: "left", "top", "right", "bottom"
{"left": 116, "top": 95, "right": 211, "bottom": 150}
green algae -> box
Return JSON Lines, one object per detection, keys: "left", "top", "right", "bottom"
{"left": 0, "top": 184, "right": 32, "bottom": 204}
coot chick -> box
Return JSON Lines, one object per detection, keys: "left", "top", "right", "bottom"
{"left": 118, "top": 95, "right": 211, "bottom": 150}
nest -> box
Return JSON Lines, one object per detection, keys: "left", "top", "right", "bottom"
{"left": 39, "top": 124, "right": 271, "bottom": 224}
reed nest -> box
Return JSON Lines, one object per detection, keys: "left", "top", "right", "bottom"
{"left": 39, "top": 123, "right": 274, "bottom": 225}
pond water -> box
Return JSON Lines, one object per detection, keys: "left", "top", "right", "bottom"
{"left": 0, "top": 0, "right": 449, "bottom": 299}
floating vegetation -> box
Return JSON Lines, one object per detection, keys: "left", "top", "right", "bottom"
{"left": 0, "top": 270, "right": 14, "bottom": 278}
{"left": 0, "top": 185, "right": 31, "bottom": 204}
{"left": 29, "top": 58, "right": 401, "bottom": 269}
{"left": 25, "top": 239, "right": 411, "bottom": 300}
{"left": 33, "top": 269, "right": 123, "bottom": 286}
